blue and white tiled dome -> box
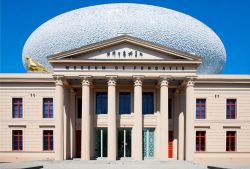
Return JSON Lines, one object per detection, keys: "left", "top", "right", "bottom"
{"left": 22, "top": 3, "right": 226, "bottom": 74}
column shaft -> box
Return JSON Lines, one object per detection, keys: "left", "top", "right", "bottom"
{"left": 185, "top": 80, "right": 195, "bottom": 161}
{"left": 81, "top": 77, "right": 91, "bottom": 160}
{"left": 133, "top": 78, "right": 143, "bottom": 160}
{"left": 55, "top": 77, "right": 64, "bottom": 160}
{"left": 159, "top": 79, "right": 169, "bottom": 160}
{"left": 70, "top": 89, "right": 76, "bottom": 158}
{"left": 107, "top": 77, "right": 117, "bottom": 160}
{"left": 178, "top": 111, "right": 184, "bottom": 160}
{"left": 173, "top": 91, "right": 179, "bottom": 159}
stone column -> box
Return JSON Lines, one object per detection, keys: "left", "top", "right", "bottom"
{"left": 185, "top": 79, "right": 195, "bottom": 161}
{"left": 80, "top": 76, "right": 92, "bottom": 160}
{"left": 54, "top": 76, "right": 64, "bottom": 160}
{"left": 132, "top": 76, "right": 143, "bottom": 161}
{"left": 70, "top": 89, "right": 76, "bottom": 159}
{"left": 159, "top": 77, "right": 169, "bottom": 160}
{"left": 178, "top": 111, "right": 184, "bottom": 160}
{"left": 173, "top": 90, "right": 179, "bottom": 159}
{"left": 64, "top": 89, "right": 71, "bottom": 159}
{"left": 107, "top": 76, "right": 117, "bottom": 160}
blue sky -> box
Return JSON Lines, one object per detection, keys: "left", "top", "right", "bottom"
{"left": 0, "top": 0, "right": 250, "bottom": 74}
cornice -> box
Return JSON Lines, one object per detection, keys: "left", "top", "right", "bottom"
{"left": 47, "top": 35, "right": 202, "bottom": 61}
{"left": 49, "top": 59, "right": 202, "bottom": 65}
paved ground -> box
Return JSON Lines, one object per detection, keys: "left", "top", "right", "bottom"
{"left": 0, "top": 160, "right": 250, "bottom": 169}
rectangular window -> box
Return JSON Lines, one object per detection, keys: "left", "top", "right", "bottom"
{"left": 12, "top": 130, "right": 23, "bottom": 151}
{"left": 226, "top": 99, "right": 237, "bottom": 119}
{"left": 43, "top": 130, "right": 53, "bottom": 151}
{"left": 77, "top": 98, "right": 82, "bottom": 118}
{"left": 196, "top": 99, "right": 206, "bottom": 119}
{"left": 196, "top": 131, "right": 206, "bottom": 151}
{"left": 43, "top": 98, "right": 53, "bottom": 118}
{"left": 119, "top": 92, "right": 131, "bottom": 114}
{"left": 95, "top": 128, "right": 108, "bottom": 158}
{"left": 142, "top": 92, "right": 154, "bottom": 114}
{"left": 226, "top": 131, "right": 236, "bottom": 151}
{"left": 96, "top": 92, "right": 107, "bottom": 114}
{"left": 12, "top": 98, "right": 23, "bottom": 118}
{"left": 168, "top": 99, "right": 172, "bottom": 119}
{"left": 118, "top": 128, "right": 132, "bottom": 158}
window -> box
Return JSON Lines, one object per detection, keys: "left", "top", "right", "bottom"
{"left": 168, "top": 99, "right": 172, "bottom": 119}
{"left": 77, "top": 98, "right": 82, "bottom": 118}
{"left": 196, "top": 131, "right": 206, "bottom": 151}
{"left": 43, "top": 130, "right": 53, "bottom": 151}
{"left": 196, "top": 99, "right": 206, "bottom": 119}
{"left": 13, "top": 130, "right": 23, "bottom": 151}
{"left": 226, "top": 131, "right": 236, "bottom": 151}
{"left": 96, "top": 92, "right": 107, "bottom": 114}
{"left": 142, "top": 92, "right": 154, "bottom": 114}
{"left": 12, "top": 98, "right": 23, "bottom": 118}
{"left": 95, "top": 128, "right": 108, "bottom": 157}
{"left": 43, "top": 98, "right": 53, "bottom": 118}
{"left": 226, "top": 99, "right": 237, "bottom": 119}
{"left": 118, "top": 128, "right": 132, "bottom": 158}
{"left": 119, "top": 92, "right": 131, "bottom": 114}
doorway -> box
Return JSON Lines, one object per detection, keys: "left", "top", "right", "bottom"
{"left": 168, "top": 130, "right": 173, "bottom": 158}
{"left": 143, "top": 128, "right": 155, "bottom": 158}
{"left": 76, "top": 130, "right": 81, "bottom": 158}
{"left": 94, "top": 128, "right": 108, "bottom": 158}
{"left": 118, "top": 128, "right": 132, "bottom": 158}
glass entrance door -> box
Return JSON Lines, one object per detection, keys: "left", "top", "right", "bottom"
{"left": 118, "top": 128, "right": 132, "bottom": 158}
{"left": 95, "top": 128, "right": 107, "bottom": 158}
{"left": 143, "top": 128, "right": 155, "bottom": 158}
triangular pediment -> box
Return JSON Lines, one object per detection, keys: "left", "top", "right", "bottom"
{"left": 48, "top": 35, "right": 202, "bottom": 63}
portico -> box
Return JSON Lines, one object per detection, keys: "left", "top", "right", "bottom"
{"left": 53, "top": 74, "right": 195, "bottom": 161}
{"left": 48, "top": 35, "right": 201, "bottom": 161}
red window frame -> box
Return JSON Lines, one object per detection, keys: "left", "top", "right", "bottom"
{"left": 196, "top": 131, "right": 206, "bottom": 151}
{"left": 13, "top": 98, "right": 22, "bottom": 118}
{"left": 226, "top": 131, "right": 236, "bottom": 151}
{"left": 196, "top": 99, "right": 206, "bottom": 119}
{"left": 43, "top": 130, "right": 53, "bottom": 151}
{"left": 13, "top": 130, "right": 22, "bottom": 151}
{"left": 226, "top": 99, "right": 237, "bottom": 119}
{"left": 43, "top": 98, "right": 53, "bottom": 118}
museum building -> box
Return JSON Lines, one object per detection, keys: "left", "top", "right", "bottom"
{"left": 0, "top": 3, "right": 250, "bottom": 163}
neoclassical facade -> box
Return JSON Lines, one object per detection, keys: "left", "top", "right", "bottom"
{"left": 0, "top": 35, "right": 250, "bottom": 163}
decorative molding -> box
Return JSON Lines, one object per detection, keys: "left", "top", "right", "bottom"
{"left": 53, "top": 75, "right": 64, "bottom": 86}
{"left": 69, "top": 88, "right": 76, "bottom": 95}
{"left": 194, "top": 126, "right": 210, "bottom": 129}
{"left": 107, "top": 77, "right": 117, "bottom": 86}
{"left": 159, "top": 76, "right": 171, "bottom": 87}
{"left": 223, "top": 126, "right": 241, "bottom": 129}
{"left": 174, "top": 89, "right": 180, "bottom": 95}
{"left": 186, "top": 79, "right": 195, "bottom": 87}
{"left": 133, "top": 78, "right": 143, "bottom": 86}
{"left": 80, "top": 75, "right": 92, "bottom": 86}
{"left": 39, "top": 125, "right": 55, "bottom": 128}
{"left": 8, "top": 125, "right": 26, "bottom": 128}
{"left": 47, "top": 35, "right": 202, "bottom": 62}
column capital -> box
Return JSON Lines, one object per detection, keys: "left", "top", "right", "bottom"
{"left": 106, "top": 76, "right": 117, "bottom": 86}
{"left": 80, "top": 75, "right": 92, "bottom": 86}
{"left": 185, "top": 76, "right": 197, "bottom": 87}
{"left": 186, "top": 79, "right": 195, "bottom": 87}
{"left": 53, "top": 75, "right": 64, "bottom": 86}
{"left": 158, "top": 76, "right": 171, "bottom": 87}
{"left": 174, "top": 89, "right": 180, "bottom": 95}
{"left": 69, "top": 88, "right": 76, "bottom": 96}
{"left": 133, "top": 76, "right": 144, "bottom": 86}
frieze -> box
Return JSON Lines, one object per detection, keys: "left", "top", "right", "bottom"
{"left": 107, "top": 50, "right": 143, "bottom": 58}
{"left": 63, "top": 65, "right": 188, "bottom": 71}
